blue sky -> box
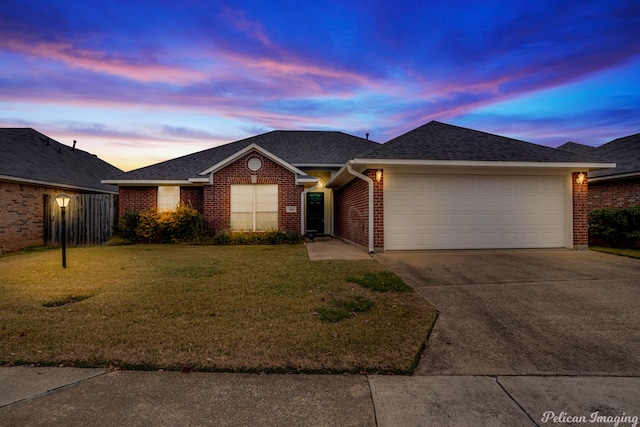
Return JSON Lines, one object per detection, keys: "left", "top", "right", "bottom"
{"left": 1, "top": 0, "right": 639, "bottom": 171}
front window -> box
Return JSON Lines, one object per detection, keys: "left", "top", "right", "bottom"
{"left": 230, "top": 184, "right": 278, "bottom": 231}
{"left": 158, "top": 186, "right": 180, "bottom": 211}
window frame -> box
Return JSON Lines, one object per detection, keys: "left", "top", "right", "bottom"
{"left": 157, "top": 186, "right": 181, "bottom": 212}
{"left": 230, "top": 184, "right": 278, "bottom": 231}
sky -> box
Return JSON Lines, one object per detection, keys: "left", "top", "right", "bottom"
{"left": 1, "top": 0, "right": 639, "bottom": 171}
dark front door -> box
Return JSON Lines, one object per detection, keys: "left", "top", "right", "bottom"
{"left": 306, "top": 192, "right": 324, "bottom": 233}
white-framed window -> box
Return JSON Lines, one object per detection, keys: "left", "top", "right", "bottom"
{"left": 230, "top": 184, "right": 278, "bottom": 231}
{"left": 158, "top": 186, "right": 180, "bottom": 211}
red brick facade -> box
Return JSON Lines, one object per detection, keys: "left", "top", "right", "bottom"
{"left": 204, "top": 152, "right": 303, "bottom": 233}
{"left": 180, "top": 187, "right": 204, "bottom": 212}
{"left": 572, "top": 172, "right": 589, "bottom": 248}
{"left": 333, "top": 169, "right": 384, "bottom": 251}
{"left": 588, "top": 177, "right": 640, "bottom": 210}
{"left": 117, "top": 153, "right": 303, "bottom": 235}
{"left": 118, "top": 186, "right": 157, "bottom": 216}
{"left": 0, "top": 180, "right": 80, "bottom": 251}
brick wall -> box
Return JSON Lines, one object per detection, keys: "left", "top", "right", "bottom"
{"left": 333, "top": 169, "right": 384, "bottom": 251}
{"left": 180, "top": 187, "right": 204, "bottom": 212}
{"left": 118, "top": 186, "right": 157, "bottom": 217}
{"left": 589, "top": 177, "right": 640, "bottom": 210}
{"left": 572, "top": 172, "right": 589, "bottom": 248}
{"left": 0, "top": 180, "right": 79, "bottom": 251}
{"left": 204, "top": 152, "right": 303, "bottom": 233}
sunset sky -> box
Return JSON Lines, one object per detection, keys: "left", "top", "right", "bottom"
{"left": 1, "top": 0, "right": 639, "bottom": 171}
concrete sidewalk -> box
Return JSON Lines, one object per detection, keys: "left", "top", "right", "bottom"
{"left": 306, "top": 236, "right": 372, "bottom": 260}
{"left": 2, "top": 367, "right": 639, "bottom": 426}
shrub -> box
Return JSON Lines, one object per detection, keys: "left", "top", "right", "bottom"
{"left": 589, "top": 206, "right": 640, "bottom": 248}
{"left": 118, "top": 204, "right": 206, "bottom": 244}
{"left": 209, "top": 230, "right": 303, "bottom": 245}
{"left": 118, "top": 210, "right": 141, "bottom": 243}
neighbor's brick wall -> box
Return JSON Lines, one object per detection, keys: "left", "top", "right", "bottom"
{"left": 589, "top": 177, "right": 640, "bottom": 210}
{"left": 204, "top": 152, "right": 303, "bottom": 233}
{"left": 333, "top": 169, "right": 384, "bottom": 251}
{"left": 572, "top": 172, "right": 589, "bottom": 247}
{"left": 0, "top": 180, "right": 79, "bottom": 251}
{"left": 118, "top": 186, "right": 157, "bottom": 217}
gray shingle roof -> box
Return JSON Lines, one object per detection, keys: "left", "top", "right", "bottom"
{"left": 107, "top": 131, "right": 380, "bottom": 181}
{"left": 357, "top": 121, "right": 608, "bottom": 163}
{"left": 556, "top": 142, "right": 599, "bottom": 157}
{"left": 0, "top": 128, "right": 122, "bottom": 193}
{"left": 588, "top": 133, "right": 640, "bottom": 179}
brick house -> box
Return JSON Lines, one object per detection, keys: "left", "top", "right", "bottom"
{"left": 104, "top": 122, "right": 613, "bottom": 252}
{"left": 0, "top": 129, "right": 122, "bottom": 251}
{"left": 558, "top": 133, "right": 640, "bottom": 210}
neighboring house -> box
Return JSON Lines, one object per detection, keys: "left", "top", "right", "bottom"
{"left": 104, "top": 121, "right": 613, "bottom": 252}
{"left": 0, "top": 128, "right": 122, "bottom": 251}
{"left": 558, "top": 133, "right": 640, "bottom": 210}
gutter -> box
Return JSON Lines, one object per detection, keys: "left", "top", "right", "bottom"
{"left": 346, "top": 163, "right": 374, "bottom": 254}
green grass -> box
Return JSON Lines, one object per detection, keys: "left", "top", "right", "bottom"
{"left": 317, "top": 296, "right": 375, "bottom": 322}
{"left": 0, "top": 245, "right": 437, "bottom": 374}
{"left": 348, "top": 271, "right": 413, "bottom": 292}
{"left": 590, "top": 246, "right": 640, "bottom": 259}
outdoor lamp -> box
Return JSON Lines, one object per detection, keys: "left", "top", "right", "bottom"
{"left": 376, "top": 169, "right": 382, "bottom": 183}
{"left": 55, "top": 193, "right": 71, "bottom": 268}
{"left": 576, "top": 172, "right": 586, "bottom": 185}
{"left": 55, "top": 193, "right": 71, "bottom": 208}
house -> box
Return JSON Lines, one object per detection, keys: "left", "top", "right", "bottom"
{"left": 0, "top": 128, "right": 122, "bottom": 251}
{"left": 558, "top": 133, "right": 640, "bottom": 210}
{"left": 104, "top": 121, "right": 614, "bottom": 252}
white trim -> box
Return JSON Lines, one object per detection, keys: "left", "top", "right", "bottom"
{"left": 301, "top": 183, "right": 321, "bottom": 235}
{"left": 2, "top": 175, "right": 118, "bottom": 194}
{"left": 102, "top": 179, "right": 192, "bottom": 185}
{"left": 296, "top": 176, "right": 320, "bottom": 184}
{"left": 198, "top": 143, "right": 308, "bottom": 176}
{"left": 588, "top": 171, "right": 640, "bottom": 183}
{"left": 352, "top": 158, "right": 616, "bottom": 169}
{"left": 294, "top": 164, "right": 344, "bottom": 168}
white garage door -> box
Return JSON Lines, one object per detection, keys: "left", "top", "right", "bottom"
{"left": 385, "top": 174, "right": 566, "bottom": 250}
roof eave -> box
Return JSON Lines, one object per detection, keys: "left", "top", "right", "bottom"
{"left": 1, "top": 174, "right": 118, "bottom": 194}
{"left": 588, "top": 171, "right": 640, "bottom": 183}
{"left": 101, "top": 179, "right": 194, "bottom": 185}
{"left": 199, "top": 143, "right": 308, "bottom": 176}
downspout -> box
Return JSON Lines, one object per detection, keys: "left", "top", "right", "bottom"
{"left": 347, "top": 164, "right": 374, "bottom": 254}
{"left": 301, "top": 182, "right": 320, "bottom": 235}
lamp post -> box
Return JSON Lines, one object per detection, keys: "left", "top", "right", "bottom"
{"left": 55, "top": 194, "right": 71, "bottom": 268}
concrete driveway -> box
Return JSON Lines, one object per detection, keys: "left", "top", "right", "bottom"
{"left": 376, "top": 249, "right": 640, "bottom": 376}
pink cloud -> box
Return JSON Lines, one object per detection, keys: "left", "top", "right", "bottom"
{"left": 0, "top": 36, "right": 209, "bottom": 85}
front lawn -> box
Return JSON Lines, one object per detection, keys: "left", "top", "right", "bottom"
{"left": 590, "top": 246, "right": 640, "bottom": 259}
{"left": 0, "top": 245, "right": 437, "bottom": 374}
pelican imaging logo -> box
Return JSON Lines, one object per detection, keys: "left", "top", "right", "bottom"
{"left": 541, "top": 411, "right": 638, "bottom": 427}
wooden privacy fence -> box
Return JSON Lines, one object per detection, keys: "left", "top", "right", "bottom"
{"left": 45, "top": 194, "right": 118, "bottom": 246}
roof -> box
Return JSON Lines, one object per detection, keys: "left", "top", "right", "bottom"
{"left": 357, "top": 121, "right": 608, "bottom": 163}
{"left": 0, "top": 128, "right": 122, "bottom": 193}
{"left": 556, "top": 141, "right": 599, "bottom": 158}
{"left": 105, "top": 130, "right": 380, "bottom": 182}
{"left": 587, "top": 133, "right": 640, "bottom": 180}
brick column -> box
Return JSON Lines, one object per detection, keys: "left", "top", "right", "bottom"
{"left": 572, "top": 172, "right": 589, "bottom": 249}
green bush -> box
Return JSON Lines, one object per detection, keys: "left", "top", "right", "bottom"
{"left": 589, "top": 206, "right": 640, "bottom": 248}
{"left": 209, "top": 230, "right": 303, "bottom": 245}
{"left": 118, "top": 210, "right": 141, "bottom": 243}
{"left": 118, "top": 204, "right": 206, "bottom": 244}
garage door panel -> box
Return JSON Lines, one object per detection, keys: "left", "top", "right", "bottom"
{"left": 385, "top": 174, "right": 566, "bottom": 250}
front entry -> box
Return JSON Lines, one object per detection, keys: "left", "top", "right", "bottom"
{"left": 306, "top": 192, "right": 325, "bottom": 233}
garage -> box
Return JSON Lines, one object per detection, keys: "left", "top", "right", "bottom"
{"left": 384, "top": 173, "right": 568, "bottom": 250}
